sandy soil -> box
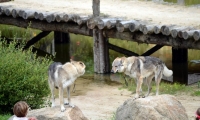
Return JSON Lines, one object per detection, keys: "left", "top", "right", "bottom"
{"left": 51, "top": 75, "right": 200, "bottom": 120}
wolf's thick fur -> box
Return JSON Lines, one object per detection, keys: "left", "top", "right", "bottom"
{"left": 111, "top": 56, "right": 173, "bottom": 99}
{"left": 48, "top": 59, "right": 86, "bottom": 112}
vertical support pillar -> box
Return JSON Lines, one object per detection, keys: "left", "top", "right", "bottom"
{"left": 54, "top": 31, "right": 70, "bottom": 44}
{"left": 92, "top": 0, "right": 110, "bottom": 73}
{"left": 172, "top": 47, "right": 188, "bottom": 84}
{"left": 53, "top": 31, "right": 70, "bottom": 63}
{"left": 93, "top": 28, "right": 100, "bottom": 73}
{"left": 93, "top": 29, "right": 110, "bottom": 73}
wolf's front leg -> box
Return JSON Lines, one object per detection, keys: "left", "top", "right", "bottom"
{"left": 59, "top": 86, "right": 66, "bottom": 112}
{"left": 49, "top": 81, "right": 56, "bottom": 107}
{"left": 67, "top": 86, "right": 74, "bottom": 107}
{"left": 134, "top": 77, "right": 143, "bottom": 99}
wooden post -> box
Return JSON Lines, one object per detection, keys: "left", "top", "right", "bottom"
{"left": 93, "top": 29, "right": 110, "bottom": 73}
{"left": 54, "top": 31, "right": 70, "bottom": 44}
{"left": 92, "top": 0, "right": 100, "bottom": 17}
{"left": 53, "top": 31, "right": 70, "bottom": 63}
{"left": 172, "top": 47, "right": 188, "bottom": 84}
{"left": 92, "top": 0, "right": 110, "bottom": 73}
{"left": 93, "top": 28, "right": 100, "bottom": 73}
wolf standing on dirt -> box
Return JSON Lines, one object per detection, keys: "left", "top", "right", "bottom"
{"left": 48, "top": 59, "right": 86, "bottom": 112}
{"left": 111, "top": 56, "right": 173, "bottom": 99}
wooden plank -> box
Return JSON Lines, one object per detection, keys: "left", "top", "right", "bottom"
{"left": 193, "top": 30, "right": 200, "bottom": 41}
{"left": 161, "top": 25, "right": 176, "bottom": 36}
{"left": 22, "top": 9, "right": 35, "bottom": 19}
{"left": 171, "top": 27, "right": 188, "bottom": 38}
{"left": 0, "top": 15, "right": 93, "bottom": 36}
{"left": 1, "top": 16, "right": 200, "bottom": 50}
{"left": 11, "top": 8, "right": 20, "bottom": 18}
{"left": 142, "top": 24, "right": 155, "bottom": 34}
{"left": 153, "top": 25, "right": 162, "bottom": 34}
{"left": 0, "top": 6, "right": 6, "bottom": 15}
{"left": 103, "top": 29, "right": 200, "bottom": 50}
{"left": 87, "top": 17, "right": 100, "bottom": 29}
{"left": 63, "top": 14, "right": 79, "bottom": 22}
{"left": 77, "top": 16, "right": 90, "bottom": 25}
{"left": 97, "top": 18, "right": 113, "bottom": 29}
{"left": 129, "top": 20, "right": 140, "bottom": 32}
{"left": 4, "top": 6, "right": 12, "bottom": 16}
{"left": 106, "top": 20, "right": 118, "bottom": 29}
{"left": 116, "top": 20, "right": 134, "bottom": 32}
{"left": 182, "top": 30, "right": 196, "bottom": 40}
{"left": 55, "top": 12, "right": 65, "bottom": 22}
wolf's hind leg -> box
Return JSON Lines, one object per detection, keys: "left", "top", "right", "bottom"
{"left": 67, "top": 86, "right": 74, "bottom": 107}
{"left": 145, "top": 74, "right": 154, "bottom": 97}
{"left": 59, "top": 85, "right": 66, "bottom": 112}
{"left": 155, "top": 71, "right": 163, "bottom": 96}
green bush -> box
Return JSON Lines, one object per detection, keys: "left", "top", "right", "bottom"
{"left": 0, "top": 39, "right": 52, "bottom": 114}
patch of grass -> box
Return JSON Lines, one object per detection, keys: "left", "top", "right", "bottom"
{"left": 109, "top": 112, "right": 116, "bottom": 120}
{"left": 119, "top": 75, "right": 200, "bottom": 96}
{"left": 0, "top": 114, "right": 11, "bottom": 120}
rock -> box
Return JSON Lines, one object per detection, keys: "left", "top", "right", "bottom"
{"left": 27, "top": 106, "right": 88, "bottom": 120}
{"left": 116, "top": 94, "right": 188, "bottom": 120}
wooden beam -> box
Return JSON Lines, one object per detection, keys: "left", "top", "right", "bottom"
{"left": 108, "top": 43, "right": 139, "bottom": 56}
{"left": 141, "top": 45, "right": 163, "bottom": 56}
{"left": 103, "top": 29, "right": 200, "bottom": 50}
{"left": 23, "top": 31, "right": 51, "bottom": 50}
{"left": 0, "top": 15, "right": 93, "bottom": 37}
{"left": 1, "top": 16, "right": 200, "bottom": 50}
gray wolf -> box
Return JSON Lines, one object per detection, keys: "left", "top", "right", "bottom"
{"left": 111, "top": 56, "right": 173, "bottom": 99}
{"left": 48, "top": 59, "right": 86, "bottom": 112}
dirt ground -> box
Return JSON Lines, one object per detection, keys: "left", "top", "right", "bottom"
{"left": 51, "top": 75, "right": 200, "bottom": 120}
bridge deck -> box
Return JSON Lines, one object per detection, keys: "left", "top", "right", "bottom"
{"left": 0, "top": 0, "right": 200, "bottom": 49}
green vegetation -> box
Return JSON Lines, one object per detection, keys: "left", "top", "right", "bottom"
{"left": 0, "top": 35, "right": 52, "bottom": 114}
{"left": 119, "top": 76, "right": 200, "bottom": 96}
{"left": 70, "top": 34, "right": 94, "bottom": 74}
{"left": 163, "top": 0, "right": 200, "bottom": 6}
{"left": 0, "top": 114, "right": 11, "bottom": 120}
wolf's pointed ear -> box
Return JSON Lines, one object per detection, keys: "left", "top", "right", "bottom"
{"left": 121, "top": 57, "right": 126, "bottom": 62}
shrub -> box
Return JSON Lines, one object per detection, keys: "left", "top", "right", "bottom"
{"left": 0, "top": 39, "right": 52, "bottom": 114}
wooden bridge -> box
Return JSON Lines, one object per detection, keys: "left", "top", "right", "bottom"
{"left": 0, "top": 0, "right": 200, "bottom": 85}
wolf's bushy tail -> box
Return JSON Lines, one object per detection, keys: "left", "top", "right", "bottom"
{"left": 163, "top": 65, "right": 173, "bottom": 77}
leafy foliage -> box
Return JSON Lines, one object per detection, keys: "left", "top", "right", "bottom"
{"left": 0, "top": 114, "right": 11, "bottom": 120}
{"left": 0, "top": 39, "right": 52, "bottom": 114}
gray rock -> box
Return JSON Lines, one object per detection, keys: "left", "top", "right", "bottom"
{"left": 116, "top": 94, "right": 188, "bottom": 120}
{"left": 27, "top": 106, "right": 88, "bottom": 120}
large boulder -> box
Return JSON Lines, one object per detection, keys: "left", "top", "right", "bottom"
{"left": 8, "top": 106, "right": 88, "bottom": 120}
{"left": 116, "top": 94, "right": 188, "bottom": 120}
{"left": 26, "top": 106, "right": 88, "bottom": 120}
